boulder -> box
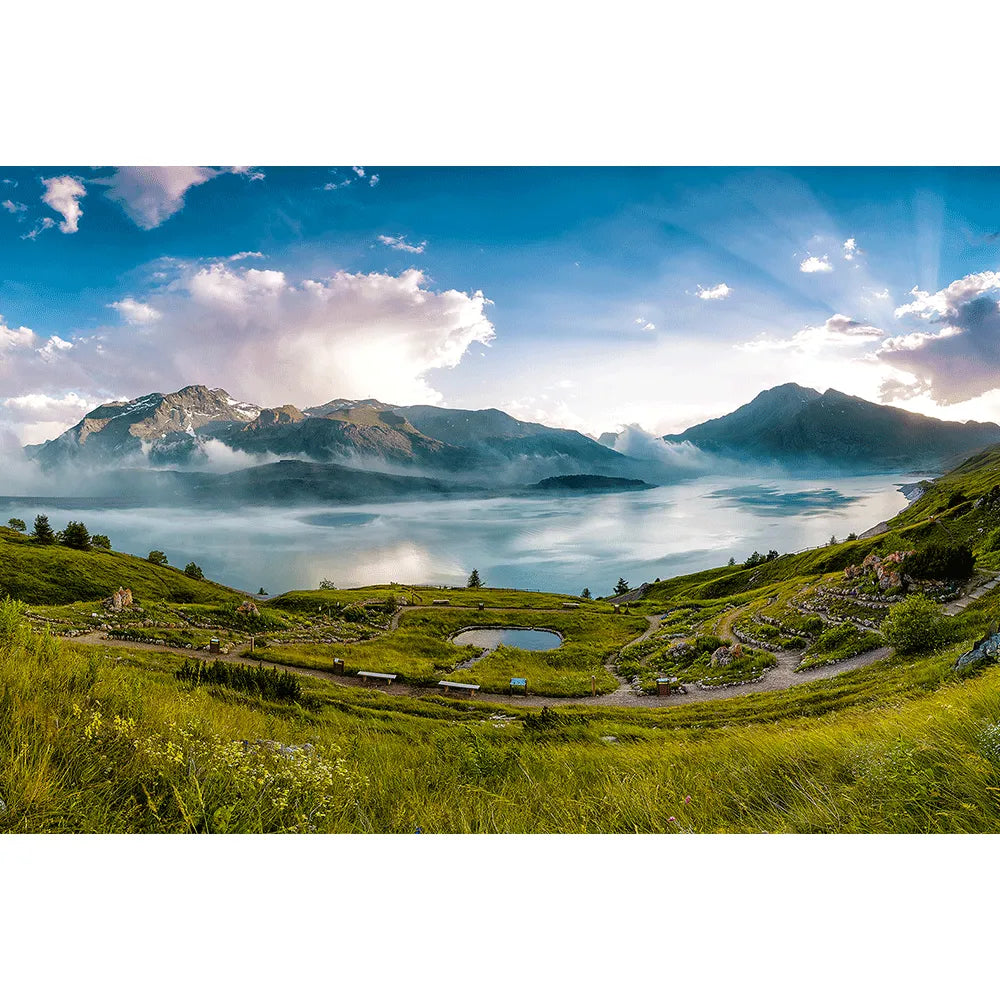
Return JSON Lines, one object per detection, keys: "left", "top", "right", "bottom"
{"left": 955, "top": 631, "right": 1000, "bottom": 672}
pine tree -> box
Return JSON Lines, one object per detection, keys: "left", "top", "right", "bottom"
{"left": 581, "top": 587, "right": 592, "bottom": 599}
{"left": 467, "top": 568, "right": 483, "bottom": 588}
{"left": 613, "top": 577, "right": 630, "bottom": 596}
{"left": 91, "top": 534, "right": 111, "bottom": 550}
{"left": 184, "top": 562, "right": 204, "bottom": 580}
{"left": 32, "top": 514, "right": 55, "bottom": 545}
{"left": 61, "top": 521, "right": 91, "bottom": 550}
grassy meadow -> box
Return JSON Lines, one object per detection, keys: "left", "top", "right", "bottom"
{"left": 4, "top": 595, "right": 1000, "bottom": 833}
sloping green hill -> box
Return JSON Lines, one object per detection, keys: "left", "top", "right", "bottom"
{"left": 0, "top": 526, "right": 241, "bottom": 605}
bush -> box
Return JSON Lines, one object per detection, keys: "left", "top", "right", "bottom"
{"left": 7, "top": 518, "right": 25, "bottom": 533}
{"left": 184, "top": 562, "right": 204, "bottom": 580}
{"left": 906, "top": 543, "right": 975, "bottom": 581}
{"left": 147, "top": 551, "right": 168, "bottom": 566}
{"left": 91, "top": 534, "right": 111, "bottom": 550}
{"left": 318, "top": 579, "right": 336, "bottom": 590}
{"left": 882, "top": 595, "right": 949, "bottom": 654}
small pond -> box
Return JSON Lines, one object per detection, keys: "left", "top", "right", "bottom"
{"left": 452, "top": 628, "right": 563, "bottom": 651}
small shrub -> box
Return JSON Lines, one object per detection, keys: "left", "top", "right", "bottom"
{"left": 175, "top": 659, "right": 302, "bottom": 702}
{"left": 882, "top": 595, "right": 948, "bottom": 654}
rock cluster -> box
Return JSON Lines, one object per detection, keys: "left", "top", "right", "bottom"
{"left": 955, "top": 629, "right": 1000, "bottom": 672}
{"left": 102, "top": 587, "right": 133, "bottom": 612}
{"left": 843, "top": 551, "right": 914, "bottom": 591}
{"left": 236, "top": 600, "right": 261, "bottom": 617}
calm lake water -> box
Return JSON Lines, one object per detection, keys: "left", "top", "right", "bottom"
{"left": 453, "top": 628, "right": 563, "bottom": 651}
{"left": 0, "top": 473, "right": 919, "bottom": 597}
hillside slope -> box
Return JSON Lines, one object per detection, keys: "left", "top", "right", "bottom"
{"left": 0, "top": 526, "right": 241, "bottom": 605}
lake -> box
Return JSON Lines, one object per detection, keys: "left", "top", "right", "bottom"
{"left": 452, "top": 628, "right": 563, "bottom": 651}
{"left": 0, "top": 473, "right": 919, "bottom": 597}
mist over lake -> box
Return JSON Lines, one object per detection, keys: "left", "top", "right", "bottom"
{"left": 0, "top": 473, "right": 918, "bottom": 597}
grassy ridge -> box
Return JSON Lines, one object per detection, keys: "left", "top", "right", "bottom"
{"left": 0, "top": 526, "right": 239, "bottom": 605}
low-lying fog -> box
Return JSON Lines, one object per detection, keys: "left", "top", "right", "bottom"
{"left": 0, "top": 473, "right": 920, "bottom": 598}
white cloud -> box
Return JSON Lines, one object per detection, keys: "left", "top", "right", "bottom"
{"left": 228, "top": 250, "right": 265, "bottom": 261}
{"left": 20, "top": 217, "right": 56, "bottom": 240}
{"left": 800, "top": 255, "right": 833, "bottom": 273}
{"left": 41, "top": 175, "right": 86, "bottom": 233}
{"left": 878, "top": 270, "right": 1000, "bottom": 404}
{"left": 634, "top": 317, "right": 655, "bottom": 330}
{"left": 696, "top": 282, "right": 732, "bottom": 300}
{"left": 228, "top": 166, "right": 265, "bottom": 181}
{"left": 1, "top": 317, "right": 37, "bottom": 353}
{"left": 2, "top": 199, "right": 27, "bottom": 215}
{"left": 893, "top": 271, "right": 1000, "bottom": 320}
{"left": 739, "top": 313, "right": 884, "bottom": 354}
{"left": 369, "top": 174, "right": 380, "bottom": 187}
{"left": 378, "top": 234, "right": 427, "bottom": 254}
{"left": 352, "top": 166, "right": 366, "bottom": 177}
{"left": 109, "top": 297, "right": 163, "bottom": 324}
{"left": 872, "top": 288, "right": 891, "bottom": 301}
{"left": 324, "top": 178, "right": 352, "bottom": 191}
{"left": 37, "top": 335, "right": 73, "bottom": 362}
{"left": 843, "top": 237, "right": 861, "bottom": 260}
{"left": 0, "top": 263, "right": 495, "bottom": 415}
{"left": 102, "top": 167, "right": 218, "bottom": 229}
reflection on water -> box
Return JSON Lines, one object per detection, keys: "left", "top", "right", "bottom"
{"left": 453, "top": 628, "right": 563, "bottom": 651}
{"left": 0, "top": 473, "right": 918, "bottom": 597}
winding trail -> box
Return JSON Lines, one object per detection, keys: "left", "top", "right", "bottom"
{"left": 66, "top": 574, "right": 1000, "bottom": 709}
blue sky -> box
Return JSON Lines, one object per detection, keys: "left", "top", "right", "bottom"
{"left": 3, "top": 165, "right": 1000, "bottom": 444}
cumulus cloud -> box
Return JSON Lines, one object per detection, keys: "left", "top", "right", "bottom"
{"left": 109, "top": 297, "right": 163, "bottom": 324}
{"left": 1, "top": 391, "right": 103, "bottom": 445}
{"left": 101, "top": 167, "right": 218, "bottom": 229}
{"left": 739, "top": 314, "right": 884, "bottom": 354}
{"left": 800, "top": 255, "right": 833, "bottom": 273}
{"left": 843, "top": 237, "right": 861, "bottom": 260}
{"left": 878, "top": 271, "right": 1000, "bottom": 404}
{"left": 378, "top": 234, "right": 427, "bottom": 254}
{"left": 41, "top": 175, "right": 86, "bottom": 233}
{"left": 2, "top": 199, "right": 27, "bottom": 215}
{"left": 696, "top": 282, "right": 732, "bottom": 300}
{"left": 1, "top": 317, "right": 37, "bottom": 353}
{"left": 0, "top": 263, "right": 496, "bottom": 423}
{"left": 634, "top": 317, "right": 655, "bottom": 330}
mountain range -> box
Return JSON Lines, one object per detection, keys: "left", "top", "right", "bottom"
{"left": 23, "top": 382, "right": 1000, "bottom": 503}
{"left": 660, "top": 384, "right": 1000, "bottom": 471}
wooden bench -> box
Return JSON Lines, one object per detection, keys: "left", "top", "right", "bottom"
{"left": 510, "top": 677, "right": 527, "bottom": 695}
{"left": 438, "top": 679, "right": 480, "bottom": 698}
{"left": 432, "top": 599, "right": 450, "bottom": 606}
{"left": 561, "top": 602, "right": 580, "bottom": 609}
{"left": 358, "top": 671, "right": 397, "bottom": 687}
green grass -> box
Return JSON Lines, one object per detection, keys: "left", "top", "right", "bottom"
{"left": 798, "top": 623, "right": 885, "bottom": 670}
{"left": 0, "top": 526, "right": 240, "bottom": 605}
{"left": 269, "top": 584, "right": 610, "bottom": 613}
{"left": 256, "top": 632, "right": 473, "bottom": 680}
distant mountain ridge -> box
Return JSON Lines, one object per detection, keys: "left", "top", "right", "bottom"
{"left": 29, "top": 385, "right": 637, "bottom": 483}
{"left": 663, "top": 383, "right": 1000, "bottom": 471}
